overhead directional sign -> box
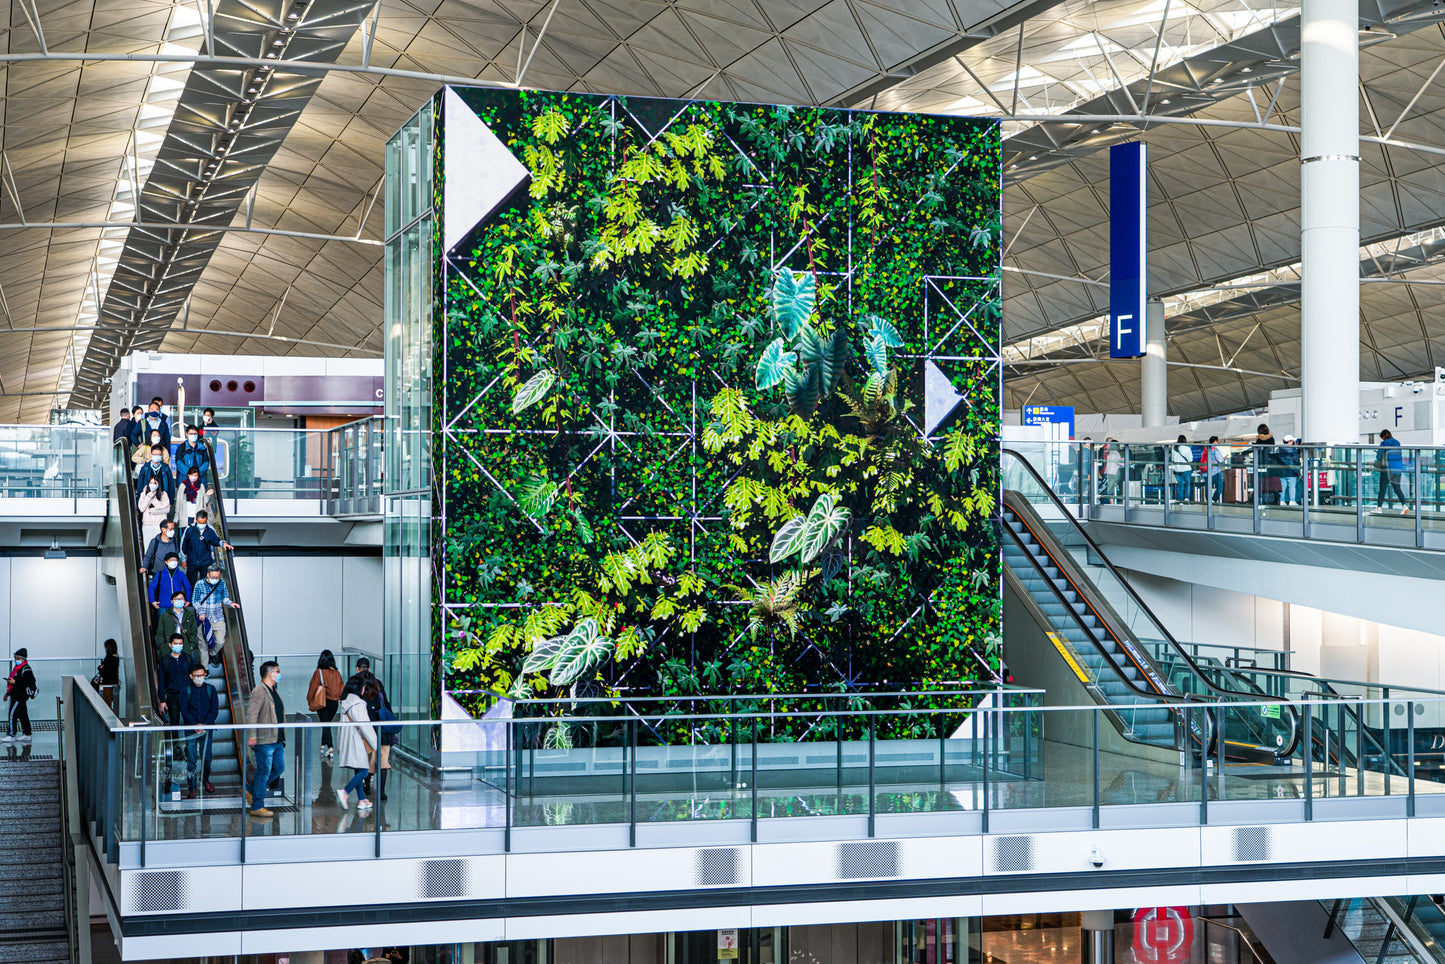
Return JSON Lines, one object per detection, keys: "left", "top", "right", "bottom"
{"left": 1110, "top": 141, "right": 1147, "bottom": 358}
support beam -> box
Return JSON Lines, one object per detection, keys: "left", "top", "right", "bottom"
{"left": 1300, "top": 0, "right": 1360, "bottom": 443}
{"left": 1142, "top": 301, "right": 1167, "bottom": 427}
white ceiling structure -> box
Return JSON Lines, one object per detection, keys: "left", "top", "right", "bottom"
{"left": 1, "top": 0, "right": 1444, "bottom": 422}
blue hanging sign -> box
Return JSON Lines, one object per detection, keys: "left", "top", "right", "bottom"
{"left": 1022, "top": 405, "right": 1075, "bottom": 438}
{"left": 1109, "top": 141, "right": 1147, "bottom": 358}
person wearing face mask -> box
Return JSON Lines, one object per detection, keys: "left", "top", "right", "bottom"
{"left": 244, "top": 661, "right": 286, "bottom": 818}
{"left": 153, "top": 589, "right": 203, "bottom": 669}
{"left": 175, "top": 428, "right": 212, "bottom": 479}
{"left": 2, "top": 649, "right": 36, "bottom": 743}
{"left": 178, "top": 465, "right": 210, "bottom": 527}
{"left": 179, "top": 664, "right": 219, "bottom": 797}
{"left": 181, "top": 510, "right": 232, "bottom": 587}
{"left": 140, "top": 519, "right": 178, "bottom": 577}
{"left": 198, "top": 408, "right": 217, "bottom": 437}
{"left": 192, "top": 564, "right": 240, "bottom": 664}
{"left": 155, "top": 633, "right": 196, "bottom": 728}
{"left": 112, "top": 406, "right": 134, "bottom": 445}
{"left": 132, "top": 429, "right": 166, "bottom": 466}
{"left": 127, "top": 406, "right": 146, "bottom": 450}
{"left": 136, "top": 443, "right": 176, "bottom": 502}
{"left": 137, "top": 475, "right": 171, "bottom": 546}
{"left": 148, "top": 551, "right": 193, "bottom": 611}
{"left": 142, "top": 397, "right": 172, "bottom": 451}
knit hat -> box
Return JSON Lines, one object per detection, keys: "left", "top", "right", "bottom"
{"left": 13, "top": 648, "right": 26, "bottom": 660}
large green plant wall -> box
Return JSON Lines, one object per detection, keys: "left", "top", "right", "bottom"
{"left": 436, "top": 87, "right": 1002, "bottom": 712}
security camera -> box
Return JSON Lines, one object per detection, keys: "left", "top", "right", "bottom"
{"left": 1089, "top": 846, "right": 1105, "bottom": 868}
{"left": 1414, "top": 385, "right": 1425, "bottom": 394}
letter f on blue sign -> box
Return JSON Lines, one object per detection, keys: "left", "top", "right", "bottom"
{"left": 1110, "top": 141, "right": 1147, "bottom": 358}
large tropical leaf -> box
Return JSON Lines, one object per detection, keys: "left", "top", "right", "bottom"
{"left": 820, "top": 327, "right": 851, "bottom": 394}
{"left": 785, "top": 362, "right": 821, "bottom": 413}
{"left": 865, "top": 334, "right": 889, "bottom": 375}
{"left": 521, "top": 635, "right": 568, "bottom": 675}
{"left": 771, "top": 268, "right": 815, "bottom": 338}
{"left": 795, "top": 323, "right": 823, "bottom": 365}
{"left": 512, "top": 368, "right": 557, "bottom": 414}
{"left": 769, "top": 513, "right": 807, "bottom": 562}
{"left": 796, "top": 492, "right": 852, "bottom": 563}
{"left": 549, "top": 619, "right": 615, "bottom": 686}
{"left": 755, "top": 337, "right": 795, "bottom": 390}
{"left": 867, "top": 317, "right": 903, "bottom": 348}
{"left": 516, "top": 474, "right": 560, "bottom": 518}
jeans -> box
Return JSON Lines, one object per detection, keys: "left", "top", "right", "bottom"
{"left": 1379, "top": 470, "right": 1406, "bottom": 507}
{"left": 1172, "top": 472, "right": 1191, "bottom": 502}
{"left": 344, "top": 767, "right": 368, "bottom": 799}
{"left": 1281, "top": 474, "right": 1298, "bottom": 504}
{"left": 1208, "top": 471, "right": 1222, "bottom": 502}
{"left": 184, "top": 732, "right": 211, "bottom": 791}
{"left": 250, "top": 741, "right": 284, "bottom": 810}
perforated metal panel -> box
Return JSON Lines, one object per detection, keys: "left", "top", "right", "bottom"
{"left": 835, "top": 841, "right": 900, "bottom": 879}
{"left": 993, "top": 836, "right": 1033, "bottom": 873}
{"left": 419, "top": 858, "right": 469, "bottom": 900}
{"left": 132, "top": 870, "right": 187, "bottom": 912}
{"left": 696, "top": 848, "right": 740, "bottom": 886}
{"left": 1233, "top": 826, "right": 1271, "bottom": 862}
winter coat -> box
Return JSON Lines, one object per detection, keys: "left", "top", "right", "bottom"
{"left": 148, "top": 567, "right": 193, "bottom": 608}
{"left": 307, "top": 667, "right": 343, "bottom": 708}
{"left": 245, "top": 682, "right": 284, "bottom": 745}
{"left": 178, "top": 681, "right": 219, "bottom": 727}
{"left": 174, "top": 440, "right": 212, "bottom": 479}
{"left": 152, "top": 606, "right": 203, "bottom": 668}
{"left": 136, "top": 459, "right": 175, "bottom": 502}
{"left": 5, "top": 662, "right": 36, "bottom": 703}
{"left": 138, "top": 487, "right": 171, "bottom": 527}
{"left": 335, "top": 694, "right": 375, "bottom": 771}
{"left": 155, "top": 652, "right": 195, "bottom": 698}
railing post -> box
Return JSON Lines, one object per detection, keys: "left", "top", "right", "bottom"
{"left": 1122, "top": 445, "right": 1131, "bottom": 520}
{"left": 980, "top": 703, "right": 990, "bottom": 833}
{"left": 1252, "top": 446, "right": 1262, "bottom": 535}
{"left": 938, "top": 712, "right": 946, "bottom": 795}
{"left": 503, "top": 718, "right": 511, "bottom": 853}
{"left": 139, "top": 730, "right": 148, "bottom": 868}
{"left": 1206, "top": 460, "right": 1215, "bottom": 530}
{"left": 1357, "top": 447, "right": 1366, "bottom": 542}
{"left": 239, "top": 726, "right": 247, "bottom": 864}
{"left": 1408, "top": 700, "right": 1417, "bottom": 818}
{"left": 1384, "top": 687, "right": 1392, "bottom": 796}
{"left": 1302, "top": 446, "right": 1312, "bottom": 540}
{"left": 1163, "top": 447, "right": 1172, "bottom": 526}
{"left": 629, "top": 719, "right": 638, "bottom": 848}
{"left": 750, "top": 716, "right": 759, "bottom": 843}
{"left": 867, "top": 715, "right": 876, "bottom": 838}
{"left": 1303, "top": 701, "right": 1313, "bottom": 822}
{"left": 1415, "top": 449, "right": 1424, "bottom": 548}
{"left": 1092, "top": 708, "right": 1100, "bottom": 829}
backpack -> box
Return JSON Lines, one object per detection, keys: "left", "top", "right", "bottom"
{"left": 375, "top": 701, "right": 402, "bottom": 741}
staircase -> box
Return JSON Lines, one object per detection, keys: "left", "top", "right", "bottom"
{"left": 0, "top": 758, "right": 69, "bottom": 963}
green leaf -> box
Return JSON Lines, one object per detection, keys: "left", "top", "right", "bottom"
{"left": 769, "top": 513, "right": 807, "bottom": 563}
{"left": 549, "top": 619, "right": 615, "bottom": 686}
{"left": 521, "top": 635, "right": 567, "bottom": 675}
{"left": 770, "top": 268, "right": 815, "bottom": 338}
{"left": 785, "top": 363, "right": 821, "bottom": 413}
{"left": 516, "top": 474, "right": 560, "bottom": 518}
{"left": 795, "top": 323, "right": 823, "bottom": 365}
{"left": 796, "top": 492, "right": 851, "bottom": 563}
{"left": 512, "top": 369, "right": 557, "bottom": 414}
{"left": 820, "top": 328, "right": 850, "bottom": 394}
{"left": 755, "top": 337, "right": 795, "bottom": 390}
{"left": 867, "top": 317, "right": 903, "bottom": 348}
{"left": 865, "top": 334, "right": 889, "bottom": 375}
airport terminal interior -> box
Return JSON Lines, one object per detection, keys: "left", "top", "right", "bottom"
{"left": 12, "top": 0, "right": 1445, "bottom": 962}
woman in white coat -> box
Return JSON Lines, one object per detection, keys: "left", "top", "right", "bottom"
{"left": 137, "top": 478, "right": 171, "bottom": 546}
{"left": 334, "top": 677, "right": 376, "bottom": 811}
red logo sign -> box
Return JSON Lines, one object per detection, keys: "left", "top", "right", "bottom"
{"left": 1133, "top": 907, "right": 1194, "bottom": 963}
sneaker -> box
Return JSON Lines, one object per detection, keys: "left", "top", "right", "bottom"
{"left": 357, "top": 799, "right": 373, "bottom": 812}
{"left": 248, "top": 808, "right": 273, "bottom": 818}
{"left": 16, "top": 735, "right": 30, "bottom": 743}
{"left": 1, "top": 736, "right": 13, "bottom": 743}
{"left": 336, "top": 789, "right": 349, "bottom": 809}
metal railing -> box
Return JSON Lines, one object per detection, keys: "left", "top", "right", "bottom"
{"left": 1010, "top": 439, "right": 1445, "bottom": 550}
{"left": 63, "top": 677, "right": 1445, "bottom": 867}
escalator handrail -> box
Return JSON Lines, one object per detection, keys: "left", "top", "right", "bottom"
{"left": 1002, "top": 519, "right": 1213, "bottom": 754}
{"left": 112, "top": 439, "right": 157, "bottom": 719}
{"left": 201, "top": 436, "right": 254, "bottom": 700}
{"left": 1003, "top": 449, "right": 1302, "bottom": 757}
{"left": 1233, "top": 667, "right": 1406, "bottom": 776}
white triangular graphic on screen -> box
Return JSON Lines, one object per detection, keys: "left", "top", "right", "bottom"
{"left": 443, "top": 87, "right": 530, "bottom": 254}
{"left": 924, "top": 359, "right": 965, "bottom": 436}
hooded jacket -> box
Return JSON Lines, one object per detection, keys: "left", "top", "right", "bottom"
{"left": 4, "top": 661, "right": 35, "bottom": 703}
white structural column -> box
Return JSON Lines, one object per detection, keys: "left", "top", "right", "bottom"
{"left": 1300, "top": 0, "right": 1360, "bottom": 443}
{"left": 1142, "top": 301, "right": 1167, "bottom": 427}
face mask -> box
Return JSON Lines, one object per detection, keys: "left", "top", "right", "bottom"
{"left": 187, "top": 435, "right": 197, "bottom": 443}
{"left": 150, "top": 456, "right": 161, "bottom": 464}
{"left": 272, "top": 673, "right": 282, "bottom": 684}
{"left": 173, "top": 600, "right": 186, "bottom": 609}
{"left": 207, "top": 577, "right": 219, "bottom": 585}
{"left": 167, "top": 561, "right": 177, "bottom": 570}
{"left": 170, "top": 644, "right": 183, "bottom": 654}
{"left": 148, "top": 482, "right": 158, "bottom": 491}
{"left": 192, "top": 677, "right": 206, "bottom": 687}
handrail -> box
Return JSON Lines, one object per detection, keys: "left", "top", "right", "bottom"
{"left": 1002, "top": 516, "right": 1209, "bottom": 754}
{"left": 1199, "top": 918, "right": 1271, "bottom": 964}
{"left": 200, "top": 436, "right": 254, "bottom": 772}
{"left": 1004, "top": 448, "right": 1301, "bottom": 758}
{"left": 111, "top": 439, "right": 156, "bottom": 720}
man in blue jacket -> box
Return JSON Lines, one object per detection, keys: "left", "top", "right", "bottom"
{"left": 141, "top": 398, "right": 172, "bottom": 451}
{"left": 148, "top": 552, "right": 192, "bottom": 610}
{"left": 180, "top": 511, "right": 232, "bottom": 587}
{"left": 179, "top": 663, "right": 219, "bottom": 797}
{"left": 136, "top": 445, "right": 176, "bottom": 501}
{"left": 1378, "top": 428, "right": 1408, "bottom": 512}
{"left": 155, "top": 634, "right": 195, "bottom": 727}
{"left": 174, "top": 428, "right": 211, "bottom": 481}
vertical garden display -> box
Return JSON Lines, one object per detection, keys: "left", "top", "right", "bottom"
{"left": 432, "top": 86, "right": 1002, "bottom": 710}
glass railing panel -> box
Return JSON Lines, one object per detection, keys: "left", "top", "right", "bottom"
{"left": 23, "top": 658, "right": 124, "bottom": 719}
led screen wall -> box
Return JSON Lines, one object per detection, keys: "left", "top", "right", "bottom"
{"left": 431, "top": 86, "right": 1002, "bottom": 706}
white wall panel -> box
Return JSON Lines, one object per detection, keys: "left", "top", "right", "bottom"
{"left": 242, "top": 855, "right": 504, "bottom": 910}
{"left": 342, "top": 555, "right": 383, "bottom": 654}
{"left": 508, "top": 847, "right": 750, "bottom": 897}
{"left": 14, "top": 556, "right": 97, "bottom": 658}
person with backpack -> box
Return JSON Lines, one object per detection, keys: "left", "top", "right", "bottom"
{"left": 353, "top": 657, "right": 398, "bottom": 800}
{"left": 140, "top": 397, "right": 172, "bottom": 452}
{"left": 154, "top": 589, "right": 204, "bottom": 669}
{"left": 174, "top": 428, "right": 211, "bottom": 482}
{"left": 180, "top": 510, "right": 231, "bottom": 587}
{"left": 192, "top": 564, "right": 240, "bottom": 664}
{"left": 136, "top": 442, "right": 176, "bottom": 501}
{"left": 3, "top": 649, "right": 36, "bottom": 742}
{"left": 179, "top": 663, "right": 219, "bottom": 797}
{"left": 148, "top": 552, "right": 192, "bottom": 611}
{"left": 1205, "top": 436, "right": 1229, "bottom": 503}
{"left": 1170, "top": 435, "right": 1194, "bottom": 503}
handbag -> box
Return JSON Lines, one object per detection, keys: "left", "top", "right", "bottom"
{"left": 306, "top": 672, "right": 326, "bottom": 712}
{"left": 342, "top": 703, "right": 373, "bottom": 754}
{"left": 376, "top": 701, "right": 402, "bottom": 743}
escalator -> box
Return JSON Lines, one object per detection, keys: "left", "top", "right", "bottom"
{"left": 1002, "top": 449, "right": 1298, "bottom": 762}
{"left": 106, "top": 438, "right": 252, "bottom": 802}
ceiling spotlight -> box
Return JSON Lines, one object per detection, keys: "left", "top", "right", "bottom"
{"left": 1029, "top": 154, "right": 1038, "bottom": 160}
{"left": 286, "top": 11, "right": 299, "bottom": 18}
{"left": 1161, "top": 98, "right": 1171, "bottom": 104}
{"left": 272, "top": 38, "right": 285, "bottom": 47}
{"left": 1241, "top": 66, "right": 1253, "bottom": 73}
{"left": 265, "top": 52, "right": 278, "bottom": 58}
